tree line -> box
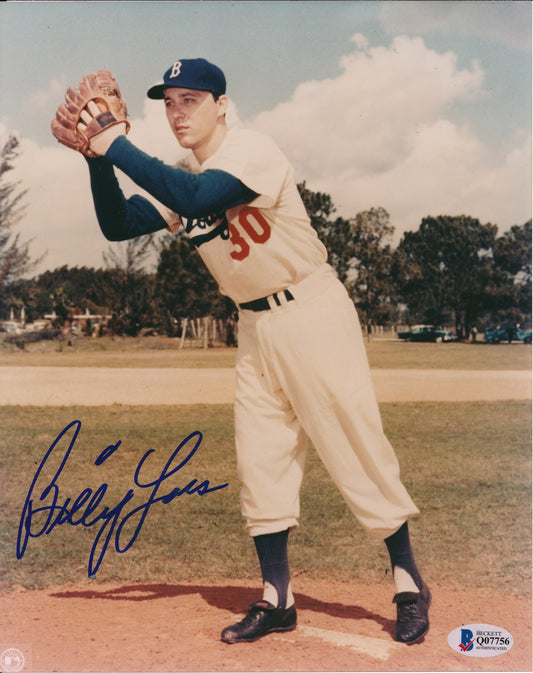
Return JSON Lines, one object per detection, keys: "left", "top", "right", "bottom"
{"left": 1, "top": 134, "right": 531, "bottom": 340}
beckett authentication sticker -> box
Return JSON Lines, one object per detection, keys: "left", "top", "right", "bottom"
{"left": 447, "top": 624, "right": 514, "bottom": 658}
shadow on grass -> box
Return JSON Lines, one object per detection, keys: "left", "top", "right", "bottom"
{"left": 50, "top": 582, "right": 396, "bottom": 638}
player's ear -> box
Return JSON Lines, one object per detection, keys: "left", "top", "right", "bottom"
{"left": 216, "top": 95, "right": 229, "bottom": 118}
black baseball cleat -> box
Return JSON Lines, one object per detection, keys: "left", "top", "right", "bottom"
{"left": 393, "top": 582, "right": 431, "bottom": 644}
{"left": 221, "top": 600, "right": 297, "bottom": 644}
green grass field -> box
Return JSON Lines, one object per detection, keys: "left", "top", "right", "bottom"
{"left": 1, "top": 401, "right": 530, "bottom": 596}
{"left": 1, "top": 338, "right": 530, "bottom": 596}
{"left": 1, "top": 335, "right": 531, "bottom": 370}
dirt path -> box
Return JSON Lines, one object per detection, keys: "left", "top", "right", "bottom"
{"left": 0, "top": 366, "right": 531, "bottom": 405}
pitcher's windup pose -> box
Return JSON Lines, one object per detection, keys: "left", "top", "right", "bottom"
{"left": 51, "top": 58, "right": 431, "bottom": 645}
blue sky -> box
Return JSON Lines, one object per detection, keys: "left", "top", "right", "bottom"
{"left": 1, "top": 1, "right": 531, "bottom": 273}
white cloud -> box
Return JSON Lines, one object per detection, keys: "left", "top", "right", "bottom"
{"left": 13, "top": 135, "right": 105, "bottom": 272}
{"left": 249, "top": 35, "right": 485, "bottom": 178}
{"left": 324, "top": 119, "right": 531, "bottom": 237}
{"left": 247, "top": 34, "right": 530, "bottom": 236}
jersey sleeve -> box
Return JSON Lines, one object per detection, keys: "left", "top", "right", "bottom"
{"left": 105, "top": 136, "right": 257, "bottom": 219}
{"left": 201, "top": 130, "right": 292, "bottom": 209}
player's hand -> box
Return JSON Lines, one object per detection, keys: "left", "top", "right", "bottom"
{"left": 78, "top": 101, "right": 128, "bottom": 156}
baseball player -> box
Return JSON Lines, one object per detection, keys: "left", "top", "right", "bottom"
{"left": 51, "top": 58, "right": 431, "bottom": 645}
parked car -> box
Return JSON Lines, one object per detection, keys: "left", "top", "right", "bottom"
{"left": 397, "top": 325, "right": 456, "bottom": 343}
{"left": 484, "top": 326, "right": 532, "bottom": 344}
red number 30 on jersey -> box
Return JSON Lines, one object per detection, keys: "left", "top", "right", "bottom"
{"left": 229, "top": 207, "right": 271, "bottom": 260}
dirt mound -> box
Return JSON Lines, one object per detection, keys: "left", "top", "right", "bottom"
{"left": 1, "top": 579, "right": 530, "bottom": 672}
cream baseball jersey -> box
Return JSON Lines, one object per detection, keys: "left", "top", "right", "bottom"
{"left": 152, "top": 128, "right": 327, "bottom": 304}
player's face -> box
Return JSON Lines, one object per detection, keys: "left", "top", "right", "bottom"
{"left": 164, "top": 88, "right": 227, "bottom": 158}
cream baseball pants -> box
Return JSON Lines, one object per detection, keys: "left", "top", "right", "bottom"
{"left": 234, "top": 263, "right": 419, "bottom": 541}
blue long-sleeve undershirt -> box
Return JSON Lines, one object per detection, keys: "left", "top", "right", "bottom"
{"left": 86, "top": 136, "right": 257, "bottom": 242}
{"left": 87, "top": 157, "right": 167, "bottom": 241}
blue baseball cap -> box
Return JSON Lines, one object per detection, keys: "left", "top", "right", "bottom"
{"left": 147, "top": 58, "right": 226, "bottom": 99}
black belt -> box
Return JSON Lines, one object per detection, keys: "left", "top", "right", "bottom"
{"left": 239, "top": 289, "right": 295, "bottom": 312}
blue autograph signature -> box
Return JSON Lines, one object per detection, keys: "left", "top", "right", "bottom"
{"left": 16, "top": 420, "right": 228, "bottom": 577}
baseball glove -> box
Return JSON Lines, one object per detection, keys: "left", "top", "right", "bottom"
{"left": 51, "top": 70, "right": 130, "bottom": 157}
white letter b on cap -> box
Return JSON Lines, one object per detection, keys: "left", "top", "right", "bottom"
{"left": 170, "top": 61, "right": 182, "bottom": 78}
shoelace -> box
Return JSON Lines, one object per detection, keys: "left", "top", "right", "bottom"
{"left": 239, "top": 602, "right": 273, "bottom": 624}
{"left": 397, "top": 600, "right": 418, "bottom": 621}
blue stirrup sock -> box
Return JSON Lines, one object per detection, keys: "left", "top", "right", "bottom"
{"left": 253, "top": 529, "right": 293, "bottom": 609}
{"left": 384, "top": 521, "right": 424, "bottom": 593}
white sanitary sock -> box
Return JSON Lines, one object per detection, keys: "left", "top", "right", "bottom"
{"left": 393, "top": 566, "right": 420, "bottom": 594}
{"left": 263, "top": 580, "right": 294, "bottom": 608}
